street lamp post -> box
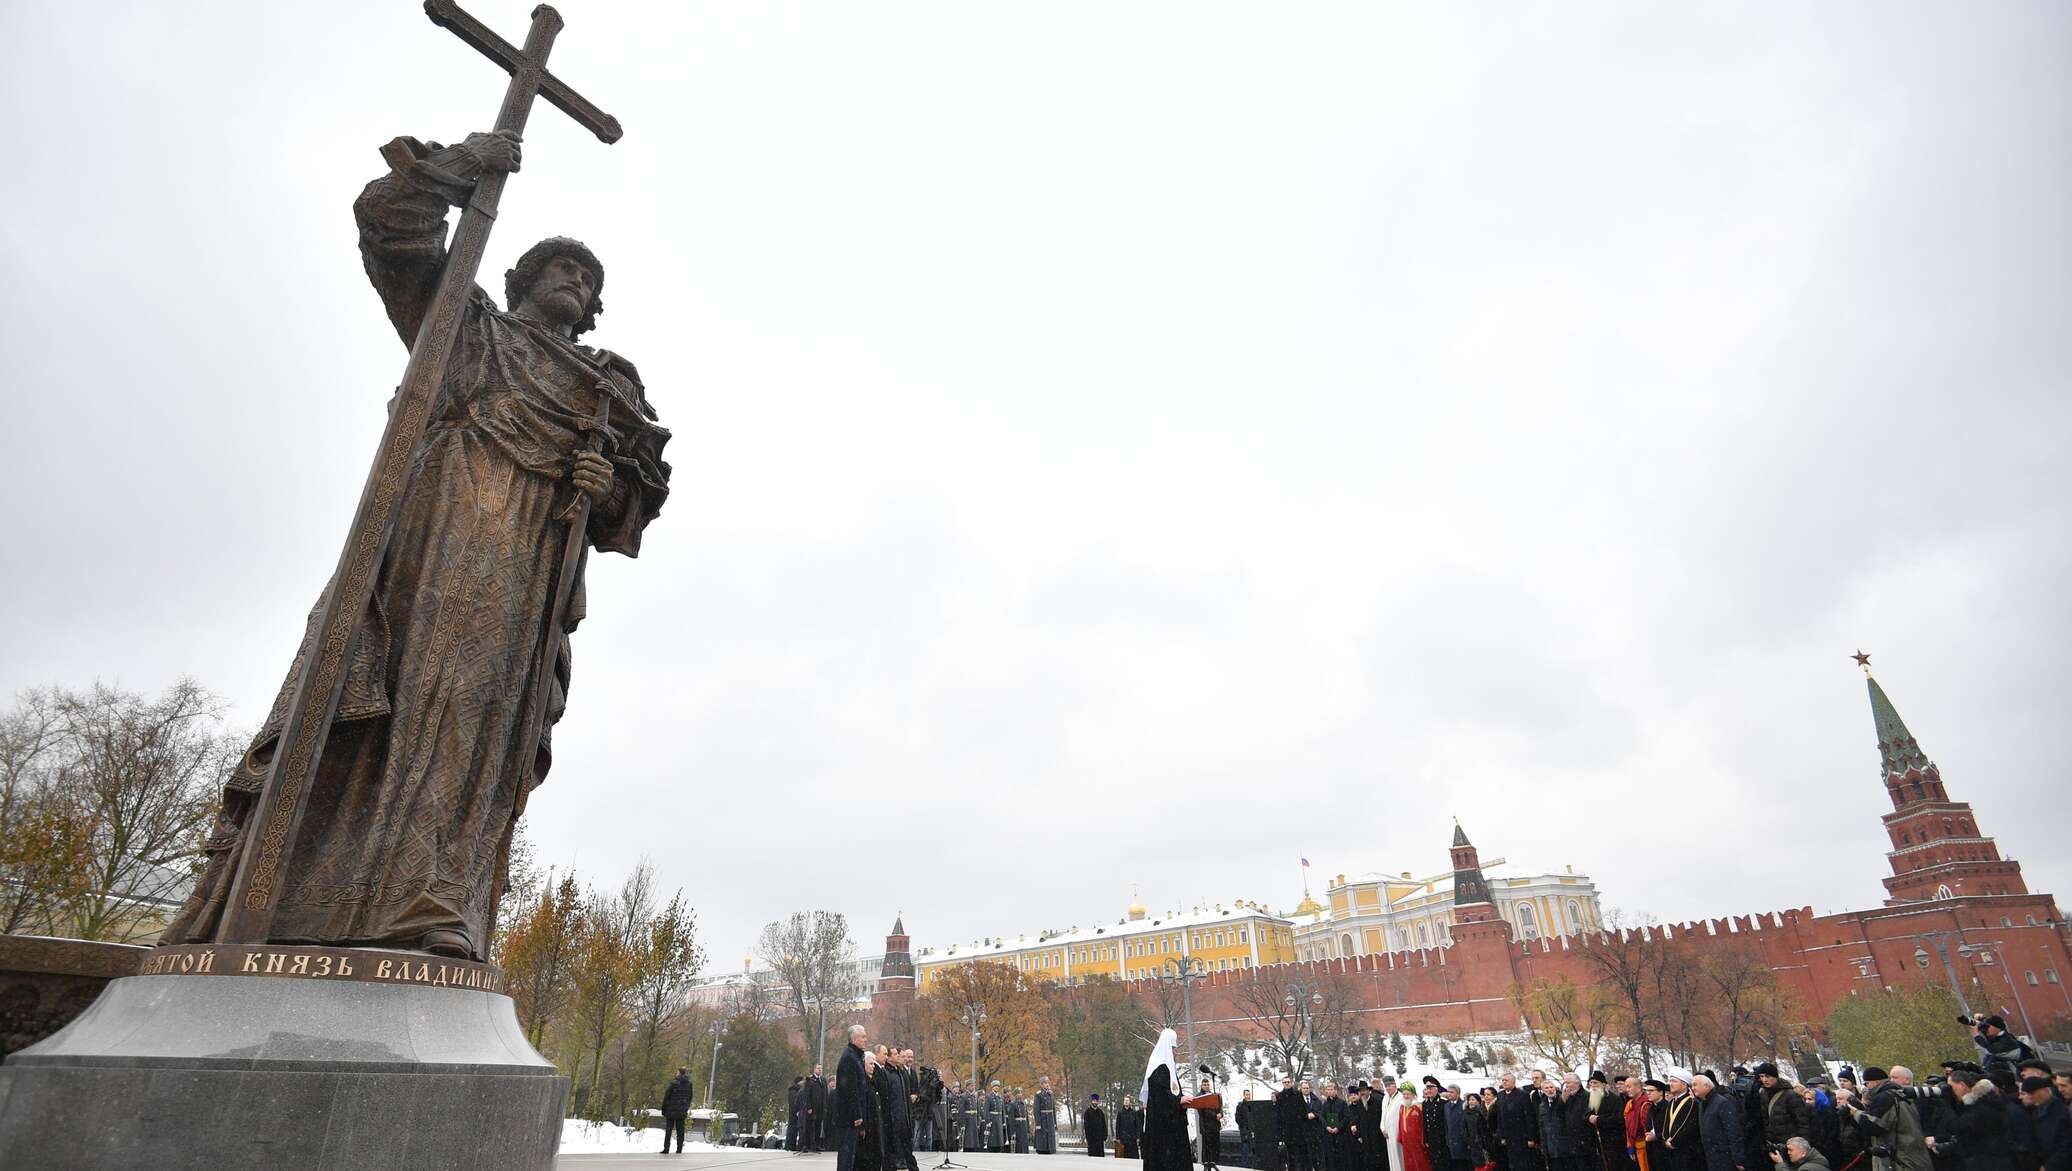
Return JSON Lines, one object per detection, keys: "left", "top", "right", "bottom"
{"left": 1912, "top": 932, "right": 1974, "bottom": 1016}
{"left": 962, "top": 1004, "right": 987, "bottom": 1088}
{"left": 1283, "top": 988, "right": 1325, "bottom": 1079}
{"left": 816, "top": 994, "right": 831, "bottom": 1071}
{"left": 1161, "top": 956, "right": 1209, "bottom": 1072}
{"left": 706, "top": 1020, "right": 725, "bottom": 1108}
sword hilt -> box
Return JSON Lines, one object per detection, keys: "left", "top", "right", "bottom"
{"left": 558, "top": 391, "right": 613, "bottom": 523}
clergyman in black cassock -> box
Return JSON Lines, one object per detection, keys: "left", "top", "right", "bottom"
{"left": 1145, "top": 1066, "right": 1195, "bottom": 1171}
{"left": 1086, "top": 1095, "right": 1111, "bottom": 1157}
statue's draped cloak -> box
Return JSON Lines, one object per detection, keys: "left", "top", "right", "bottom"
{"left": 162, "top": 139, "right": 670, "bottom": 960}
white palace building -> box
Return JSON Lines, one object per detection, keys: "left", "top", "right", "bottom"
{"left": 1287, "top": 827, "right": 1603, "bottom": 960}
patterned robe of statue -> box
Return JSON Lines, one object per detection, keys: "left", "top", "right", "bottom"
{"left": 160, "top": 136, "right": 670, "bottom": 960}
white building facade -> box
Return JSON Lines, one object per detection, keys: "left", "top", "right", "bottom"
{"left": 1291, "top": 862, "right": 1602, "bottom": 960}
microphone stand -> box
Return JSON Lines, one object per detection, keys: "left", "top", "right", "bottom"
{"left": 933, "top": 1090, "right": 966, "bottom": 1171}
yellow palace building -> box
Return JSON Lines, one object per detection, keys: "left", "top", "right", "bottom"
{"left": 914, "top": 896, "right": 1300, "bottom": 990}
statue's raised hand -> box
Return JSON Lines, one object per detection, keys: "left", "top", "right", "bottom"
{"left": 460, "top": 129, "right": 523, "bottom": 174}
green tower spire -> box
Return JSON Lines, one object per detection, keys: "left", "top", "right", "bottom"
{"left": 1867, "top": 675, "right": 1932, "bottom": 782}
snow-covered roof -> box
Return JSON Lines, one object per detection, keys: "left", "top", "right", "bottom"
{"left": 920, "top": 903, "right": 1290, "bottom": 962}
{"left": 688, "top": 971, "right": 761, "bottom": 989}
{"left": 1391, "top": 877, "right": 1454, "bottom": 905}
{"left": 1340, "top": 871, "right": 1407, "bottom": 886}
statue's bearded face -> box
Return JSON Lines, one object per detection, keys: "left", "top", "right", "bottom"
{"left": 520, "top": 254, "right": 598, "bottom": 328}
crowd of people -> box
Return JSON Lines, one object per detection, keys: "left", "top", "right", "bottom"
{"left": 672, "top": 1014, "right": 2072, "bottom": 1171}
{"left": 781, "top": 1025, "right": 1086, "bottom": 1168}
{"left": 1222, "top": 1015, "right": 2071, "bottom": 1171}
{"left": 773, "top": 1027, "right": 1162, "bottom": 1162}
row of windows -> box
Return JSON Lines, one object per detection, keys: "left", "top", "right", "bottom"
{"left": 1896, "top": 817, "right": 1977, "bottom": 846}
{"left": 990, "top": 923, "right": 1273, "bottom": 972}
{"left": 1119, "top": 956, "right": 1251, "bottom": 977}
{"left": 1928, "top": 883, "right": 2019, "bottom": 899}
{"left": 1906, "top": 848, "right": 1998, "bottom": 871}
{"left": 1300, "top": 897, "right": 1600, "bottom": 960}
{"left": 1007, "top": 945, "right": 1267, "bottom": 976}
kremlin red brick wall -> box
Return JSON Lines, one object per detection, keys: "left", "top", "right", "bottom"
{"left": 1115, "top": 891, "right": 2072, "bottom": 1044}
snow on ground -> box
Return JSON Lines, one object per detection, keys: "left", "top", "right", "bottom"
{"left": 559, "top": 1119, "right": 724, "bottom": 1155}
{"left": 1213, "top": 1032, "right": 1827, "bottom": 1093}
{"left": 1213, "top": 1030, "right": 1558, "bottom": 1096}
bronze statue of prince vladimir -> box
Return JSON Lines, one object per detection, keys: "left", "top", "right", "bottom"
{"left": 164, "top": 128, "right": 669, "bottom": 961}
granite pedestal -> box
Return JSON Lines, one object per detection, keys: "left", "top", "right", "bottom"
{"left": 0, "top": 945, "right": 567, "bottom": 1170}
{"left": 0, "top": 935, "right": 148, "bottom": 1059}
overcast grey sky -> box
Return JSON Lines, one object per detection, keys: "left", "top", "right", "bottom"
{"left": 3, "top": 2, "right": 2067, "bottom": 970}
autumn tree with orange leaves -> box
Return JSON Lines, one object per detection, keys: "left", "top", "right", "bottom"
{"left": 920, "top": 961, "right": 1059, "bottom": 1090}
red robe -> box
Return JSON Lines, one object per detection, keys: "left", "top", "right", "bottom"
{"left": 1398, "top": 1102, "right": 1431, "bottom": 1171}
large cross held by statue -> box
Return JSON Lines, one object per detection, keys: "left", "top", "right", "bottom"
{"left": 216, "top": 0, "right": 622, "bottom": 943}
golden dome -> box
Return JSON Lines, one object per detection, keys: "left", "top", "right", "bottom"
{"left": 1127, "top": 888, "right": 1147, "bottom": 921}
{"left": 1293, "top": 892, "right": 1324, "bottom": 917}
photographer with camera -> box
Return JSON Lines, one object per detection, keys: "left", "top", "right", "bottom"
{"left": 1841, "top": 1068, "right": 1932, "bottom": 1171}
{"left": 1962, "top": 1016, "right": 2037, "bottom": 1080}
{"left": 1923, "top": 1068, "right": 2012, "bottom": 1171}
{"left": 1767, "top": 1136, "right": 1830, "bottom": 1171}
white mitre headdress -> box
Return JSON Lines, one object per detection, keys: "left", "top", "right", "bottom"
{"left": 1140, "top": 1028, "right": 1179, "bottom": 1104}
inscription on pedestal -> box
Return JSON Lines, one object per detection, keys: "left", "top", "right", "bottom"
{"left": 139, "top": 945, "right": 505, "bottom": 993}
